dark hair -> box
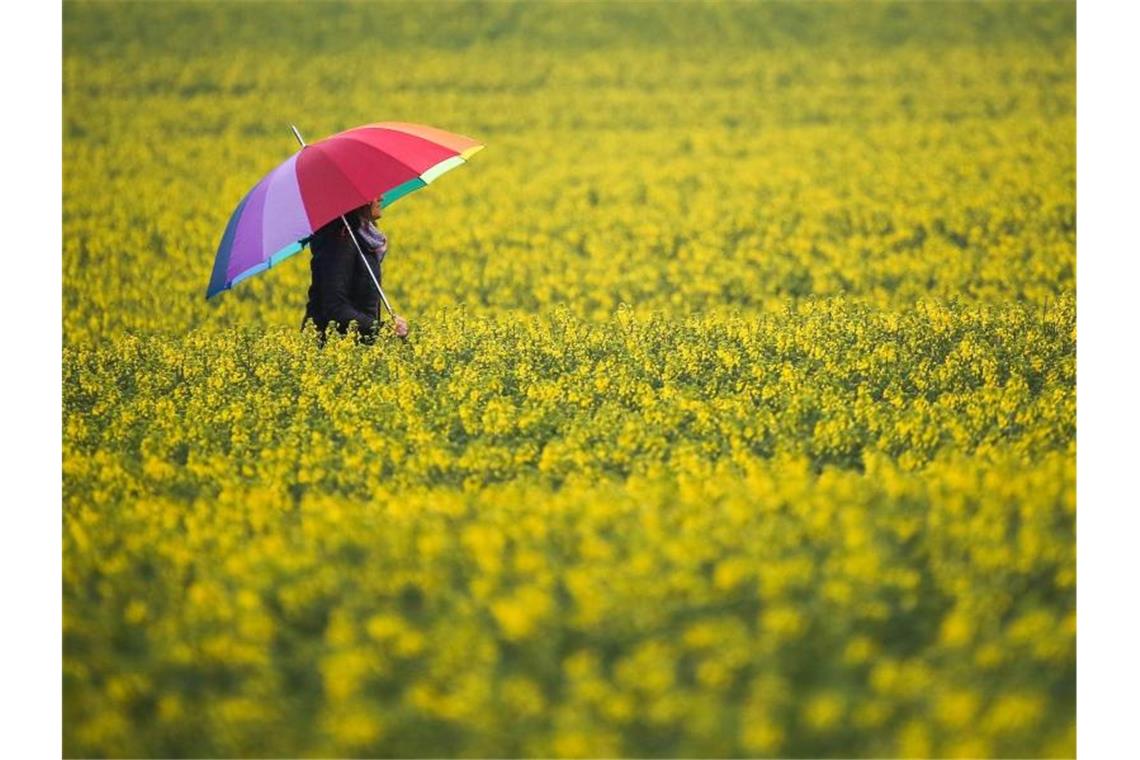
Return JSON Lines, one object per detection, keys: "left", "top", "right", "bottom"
{"left": 344, "top": 201, "right": 372, "bottom": 226}
{"left": 303, "top": 202, "right": 372, "bottom": 247}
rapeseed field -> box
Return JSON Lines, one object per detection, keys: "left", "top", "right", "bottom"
{"left": 63, "top": 2, "right": 1075, "bottom": 757}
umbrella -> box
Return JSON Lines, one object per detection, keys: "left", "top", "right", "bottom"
{"left": 205, "top": 121, "right": 484, "bottom": 314}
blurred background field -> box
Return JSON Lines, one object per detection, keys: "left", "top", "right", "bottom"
{"left": 63, "top": 0, "right": 1074, "bottom": 339}
{"left": 63, "top": 2, "right": 1075, "bottom": 757}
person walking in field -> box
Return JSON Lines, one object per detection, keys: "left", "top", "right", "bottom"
{"left": 301, "top": 196, "right": 409, "bottom": 344}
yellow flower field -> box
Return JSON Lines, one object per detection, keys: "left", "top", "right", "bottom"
{"left": 63, "top": 2, "right": 1075, "bottom": 757}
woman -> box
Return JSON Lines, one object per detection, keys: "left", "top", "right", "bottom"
{"left": 301, "top": 197, "right": 409, "bottom": 344}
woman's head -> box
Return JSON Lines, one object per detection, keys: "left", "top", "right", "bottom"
{"left": 349, "top": 197, "right": 382, "bottom": 225}
{"left": 313, "top": 197, "right": 382, "bottom": 240}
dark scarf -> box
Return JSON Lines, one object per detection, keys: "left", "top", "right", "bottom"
{"left": 355, "top": 219, "right": 388, "bottom": 263}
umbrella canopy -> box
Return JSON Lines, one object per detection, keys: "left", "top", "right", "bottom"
{"left": 206, "top": 121, "right": 483, "bottom": 299}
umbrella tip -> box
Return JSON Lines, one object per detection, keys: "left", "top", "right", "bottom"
{"left": 290, "top": 124, "right": 307, "bottom": 148}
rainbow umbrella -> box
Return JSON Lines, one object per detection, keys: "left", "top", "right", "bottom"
{"left": 205, "top": 121, "right": 484, "bottom": 307}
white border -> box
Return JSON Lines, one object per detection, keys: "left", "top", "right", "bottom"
{"left": 0, "top": 0, "right": 62, "bottom": 756}
{"left": 3, "top": 0, "right": 1133, "bottom": 755}
{"left": 1077, "top": 0, "right": 1140, "bottom": 756}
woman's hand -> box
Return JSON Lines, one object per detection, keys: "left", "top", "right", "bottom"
{"left": 392, "top": 315, "right": 409, "bottom": 338}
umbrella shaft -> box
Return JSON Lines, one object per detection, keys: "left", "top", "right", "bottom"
{"left": 341, "top": 215, "right": 396, "bottom": 319}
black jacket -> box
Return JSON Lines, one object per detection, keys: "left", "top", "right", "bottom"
{"left": 302, "top": 222, "right": 382, "bottom": 342}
